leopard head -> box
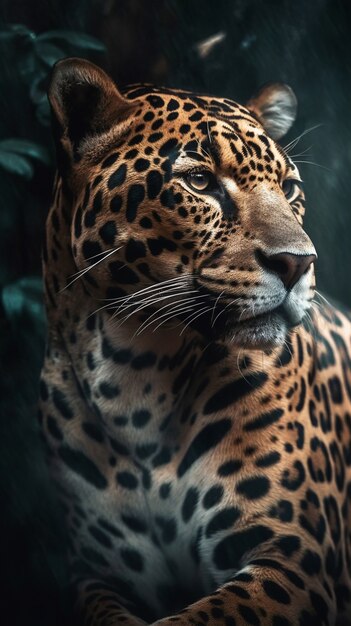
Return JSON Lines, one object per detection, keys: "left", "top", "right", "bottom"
{"left": 48, "top": 58, "right": 316, "bottom": 348}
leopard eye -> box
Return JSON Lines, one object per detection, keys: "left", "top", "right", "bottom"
{"left": 186, "top": 171, "right": 217, "bottom": 193}
{"left": 282, "top": 178, "right": 299, "bottom": 200}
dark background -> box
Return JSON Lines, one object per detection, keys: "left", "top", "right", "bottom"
{"left": 0, "top": 1, "right": 350, "bottom": 624}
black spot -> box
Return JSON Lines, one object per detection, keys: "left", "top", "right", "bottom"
{"left": 131, "top": 351, "right": 157, "bottom": 369}
{"left": 109, "top": 261, "right": 140, "bottom": 284}
{"left": 203, "top": 485, "right": 224, "bottom": 509}
{"left": 226, "top": 584, "right": 250, "bottom": 600}
{"left": 237, "top": 604, "right": 261, "bottom": 625}
{"left": 182, "top": 487, "right": 199, "bottom": 522}
{"left": 218, "top": 459, "right": 242, "bottom": 476}
{"left": 126, "top": 184, "right": 145, "bottom": 223}
{"left": 281, "top": 460, "right": 305, "bottom": 491}
{"left": 148, "top": 132, "right": 163, "bottom": 143}
{"left": 132, "top": 409, "right": 151, "bottom": 428}
{"left": 300, "top": 549, "right": 321, "bottom": 575}
{"left": 274, "top": 535, "right": 301, "bottom": 557}
{"left": 167, "top": 98, "right": 180, "bottom": 111}
{"left": 256, "top": 451, "right": 281, "bottom": 468}
{"left": 128, "top": 134, "right": 143, "bottom": 146}
{"left": 147, "top": 236, "right": 177, "bottom": 256}
{"left": 262, "top": 580, "right": 290, "bottom": 605}
{"left": 244, "top": 408, "right": 284, "bottom": 431}
{"left": 136, "top": 443, "right": 158, "bottom": 459}
{"left": 134, "top": 158, "right": 150, "bottom": 172}
{"left": 269, "top": 500, "right": 294, "bottom": 523}
{"left": 88, "top": 525, "right": 112, "bottom": 548}
{"left": 108, "top": 163, "right": 127, "bottom": 189}
{"left": 116, "top": 471, "right": 138, "bottom": 489}
{"left": 213, "top": 525, "right": 274, "bottom": 570}
{"left": 125, "top": 239, "right": 147, "bottom": 263}
{"left": 203, "top": 373, "right": 267, "bottom": 414}
{"left": 152, "top": 446, "right": 172, "bottom": 467}
{"left": 110, "top": 194, "right": 123, "bottom": 213}
{"left": 121, "top": 514, "right": 147, "bottom": 534}
{"left": 98, "top": 518, "right": 124, "bottom": 538}
{"left": 146, "top": 95, "right": 164, "bottom": 108}
{"left": 52, "top": 387, "right": 73, "bottom": 419}
{"left": 177, "top": 418, "right": 232, "bottom": 477}
{"left": 99, "top": 382, "right": 120, "bottom": 399}
{"left": 82, "top": 422, "right": 104, "bottom": 442}
{"left": 159, "top": 138, "right": 179, "bottom": 158}
{"left": 125, "top": 148, "right": 138, "bottom": 160}
{"left": 120, "top": 547, "right": 144, "bottom": 572}
{"left": 82, "top": 240, "right": 102, "bottom": 261}
{"left": 101, "top": 152, "right": 119, "bottom": 168}
{"left": 99, "top": 221, "right": 117, "bottom": 245}
{"left": 102, "top": 337, "right": 132, "bottom": 364}
{"left": 206, "top": 507, "right": 240, "bottom": 537}
{"left": 159, "top": 483, "right": 171, "bottom": 499}
{"left": 146, "top": 170, "right": 163, "bottom": 199}
{"left": 109, "top": 437, "right": 129, "bottom": 456}
{"left": 275, "top": 338, "right": 294, "bottom": 366}
{"left": 328, "top": 376, "right": 343, "bottom": 404}
{"left": 58, "top": 445, "right": 107, "bottom": 489}
{"left": 236, "top": 476, "right": 270, "bottom": 500}
{"left": 140, "top": 217, "right": 153, "bottom": 229}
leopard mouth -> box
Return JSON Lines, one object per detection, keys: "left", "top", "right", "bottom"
{"left": 224, "top": 308, "right": 288, "bottom": 348}
{"left": 186, "top": 296, "right": 302, "bottom": 347}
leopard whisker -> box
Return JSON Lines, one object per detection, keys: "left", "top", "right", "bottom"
{"left": 130, "top": 293, "right": 204, "bottom": 335}
{"left": 115, "top": 290, "right": 199, "bottom": 328}
{"left": 283, "top": 124, "right": 322, "bottom": 153}
{"left": 149, "top": 302, "right": 201, "bottom": 334}
{"left": 113, "top": 285, "right": 196, "bottom": 318}
{"left": 211, "top": 290, "right": 225, "bottom": 327}
{"left": 179, "top": 305, "right": 214, "bottom": 336}
{"left": 212, "top": 297, "right": 241, "bottom": 327}
{"left": 60, "top": 246, "right": 123, "bottom": 292}
{"left": 87, "top": 278, "right": 193, "bottom": 321}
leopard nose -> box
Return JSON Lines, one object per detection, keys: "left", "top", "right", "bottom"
{"left": 256, "top": 250, "right": 316, "bottom": 290}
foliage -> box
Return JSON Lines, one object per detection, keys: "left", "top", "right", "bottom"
{"left": 0, "top": 18, "right": 106, "bottom": 626}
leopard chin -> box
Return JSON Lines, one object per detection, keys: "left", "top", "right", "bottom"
{"left": 187, "top": 302, "right": 305, "bottom": 348}
{"left": 224, "top": 310, "right": 289, "bottom": 349}
{"left": 222, "top": 301, "right": 308, "bottom": 349}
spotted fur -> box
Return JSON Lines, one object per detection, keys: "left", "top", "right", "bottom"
{"left": 39, "top": 58, "right": 351, "bottom": 626}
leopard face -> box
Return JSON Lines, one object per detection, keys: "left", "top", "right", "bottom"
{"left": 49, "top": 59, "right": 316, "bottom": 348}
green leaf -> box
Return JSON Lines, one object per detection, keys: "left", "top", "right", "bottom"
{"left": 0, "top": 152, "right": 33, "bottom": 179}
{"left": 2, "top": 277, "right": 45, "bottom": 322}
{"left": 38, "top": 29, "right": 105, "bottom": 52}
{"left": 0, "top": 24, "right": 35, "bottom": 41}
{"left": 0, "top": 139, "right": 50, "bottom": 165}
{"left": 35, "top": 41, "right": 65, "bottom": 66}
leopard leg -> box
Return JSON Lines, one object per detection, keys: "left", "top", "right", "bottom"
{"left": 150, "top": 556, "right": 336, "bottom": 626}
{"left": 75, "top": 579, "right": 148, "bottom": 626}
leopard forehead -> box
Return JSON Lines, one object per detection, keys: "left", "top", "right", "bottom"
{"left": 83, "top": 84, "right": 295, "bottom": 186}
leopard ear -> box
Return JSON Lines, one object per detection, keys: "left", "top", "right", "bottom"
{"left": 246, "top": 83, "right": 297, "bottom": 140}
{"left": 48, "top": 57, "right": 135, "bottom": 169}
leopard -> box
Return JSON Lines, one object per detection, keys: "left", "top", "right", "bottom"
{"left": 39, "top": 57, "right": 351, "bottom": 626}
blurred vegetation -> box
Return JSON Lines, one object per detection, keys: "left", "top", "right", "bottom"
{"left": 0, "top": 1, "right": 350, "bottom": 624}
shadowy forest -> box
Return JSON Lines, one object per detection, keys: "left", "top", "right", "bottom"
{"left": 0, "top": 1, "right": 350, "bottom": 624}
